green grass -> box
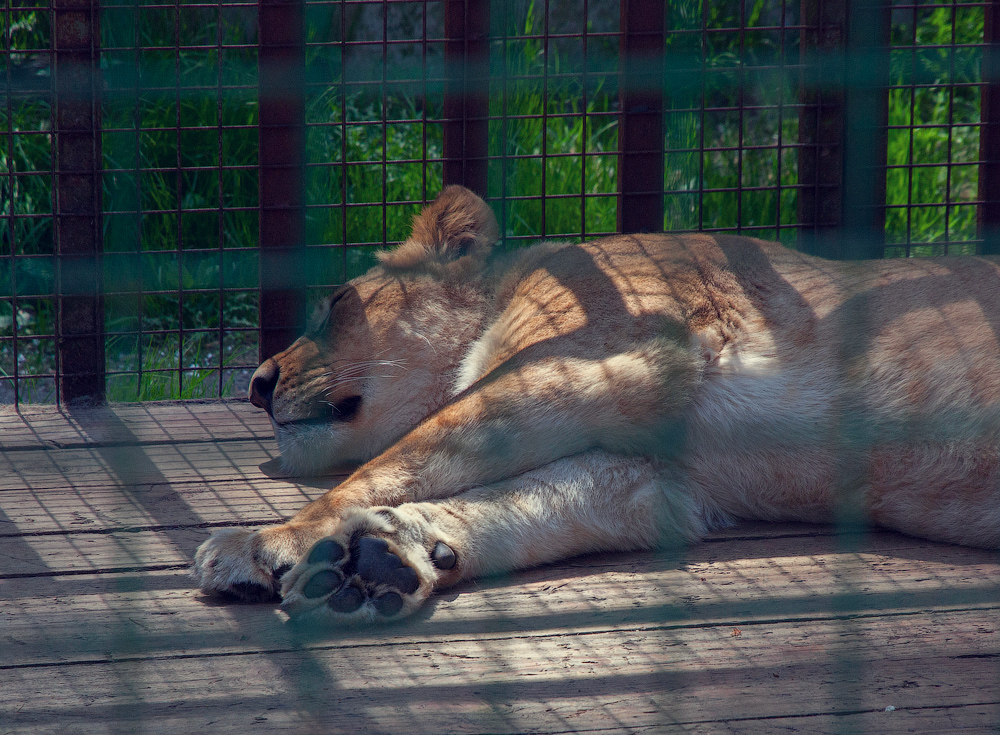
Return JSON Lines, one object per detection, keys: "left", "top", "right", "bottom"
{"left": 884, "top": 2, "right": 983, "bottom": 256}
{"left": 659, "top": 0, "right": 801, "bottom": 242}
{"left": 487, "top": 0, "right": 620, "bottom": 241}
{"left": 0, "top": 0, "right": 988, "bottom": 402}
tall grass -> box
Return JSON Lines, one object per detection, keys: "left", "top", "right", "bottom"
{"left": 488, "top": 0, "right": 620, "bottom": 242}
{"left": 884, "top": 3, "right": 983, "bottom": 256}
{"left": 663, "top": 0, "right": 803, "bottom": 243}
{"left": 2, "top": 10, "right": 57, "bottom": 401}
{"left": 96, "top": 2, "right": 262, "bottom": 401}
{"left": 0, "top": 0, "right": 988, "bottom": 402}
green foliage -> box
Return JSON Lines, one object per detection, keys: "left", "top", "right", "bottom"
{"left": 488, "top": 0, "right": 620, "bottom": 241}
{"left": 663, "top": 0, "right": 801, "bottom": 243}
{"left": 1, "top": 6, "right": 53, "bottom": 258}
{"left": 0, "top": 0, "right": 989, "bottom": 401}
{"left": 884, "top": 3, "right": 983, "bottom": 256}
{"left": 96, "top": 5, "right": 262, "bottom": 401}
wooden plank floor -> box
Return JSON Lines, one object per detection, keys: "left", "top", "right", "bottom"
{"left": 3, "top": 401, "right": 1000, "bottom": 734}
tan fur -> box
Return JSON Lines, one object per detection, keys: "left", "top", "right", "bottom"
{"left": 194, "top": 186, "right": 1000, "bottom": 623}
{"left": 376, "top": 184, "right": 500, "bottom": 278}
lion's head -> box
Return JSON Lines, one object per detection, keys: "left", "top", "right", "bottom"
{"left": 248, "top": 186, "right": 499, "bottom": 475}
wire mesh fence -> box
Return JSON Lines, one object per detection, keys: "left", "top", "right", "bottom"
{"left": 5, "top": 5, "right": 1000, "bottom": 731}
{"left": 2, "top": 0, "right": 999, "bottom": 404}
{"left": 885, "top": 0, "right": 988, "bottom": 256}
{"left": 100, "top": 0, "right": 261, "bottom": 403}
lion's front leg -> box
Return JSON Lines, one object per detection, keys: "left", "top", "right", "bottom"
{"left": 278, "top": 451, "right": 710, "bottom": 624}
{"left": 198, "top": 340, "right": 697, "bottom": 606}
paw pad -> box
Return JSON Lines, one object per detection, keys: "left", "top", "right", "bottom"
{"left": 303, "top": 570, "right": 341, "bottom": 599}
{"left": 373, "top": 592, "right": 403, "bottom": 617}
{"left": 355, "top": 537, "right": 420, "bottom": 594}
{"left": 328, "top": 585, "right": 365, "bottom": 612}
{"left": 291, "top": 533, "right": 426, "bottom": 619}
{"left": 307, "top": 539, "right": 345, "bottom": 565}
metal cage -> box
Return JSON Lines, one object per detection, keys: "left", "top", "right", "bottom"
{"left": 2, "top": 0, "right": 998, "bottom": 405}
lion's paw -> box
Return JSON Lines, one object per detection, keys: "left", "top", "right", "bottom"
{"left": 279, "top": 508, "right": 456, "bottom": 624}
{"left": 193, "top": 523, "right": 327, "bottom": 602}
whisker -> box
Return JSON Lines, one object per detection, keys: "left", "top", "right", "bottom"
{"left": 320, "top": 373, "right": 404, "bottom": 392}
{"left": 318, "top": 359, "right": 409, "bottom": 382}
{"left": 415, "top": 332, "right": 437, "bottom": 355}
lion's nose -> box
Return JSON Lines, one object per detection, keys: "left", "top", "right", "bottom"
{"left": 249, "top": 359, "right": 279, "bottom": 414}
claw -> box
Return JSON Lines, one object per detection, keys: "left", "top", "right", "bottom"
{"left": 218, "top": 581, "right": 279, "bottom": 604}
{"left": 431, "top": 541, "right": 456, "bottom": 570}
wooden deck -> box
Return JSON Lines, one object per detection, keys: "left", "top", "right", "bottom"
{"left": 3, "top": 400, "right": 1000, "bottom": 734}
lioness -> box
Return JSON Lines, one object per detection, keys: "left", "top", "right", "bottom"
{"left": 195, "top": 185, "right": 1000, "bottom": 623}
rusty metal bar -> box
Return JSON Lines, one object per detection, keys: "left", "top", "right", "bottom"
{"left": 259, "top": 0, "right": 306, "bottom": 360}
{"left": 980, "top": 0, "right": 1000, "bottom": 254}
{"left": 617, "top": 0, "right": 665, "bottom": 234}
{"left": 53, "top": 0, "right": 105, "bottom": 403}
{"left": 839, "top": 0, "right": 889, "bottom": 259}
{"left": 798, "top": 0, "right": 888, "bottom": 259}
{"left": 443, "top": 0, "right": 491, "bottom": 196}
{"left": 798, "top": 0, "right": 846, "bottom": 253}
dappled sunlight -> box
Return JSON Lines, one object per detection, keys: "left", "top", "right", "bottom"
{"left": 3, "top": 398, "right": 1000, "bottom": 731}
{"left": 0, "top": 403, "right": 333, "bottom": 578}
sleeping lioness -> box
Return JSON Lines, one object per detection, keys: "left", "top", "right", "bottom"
{"left": 194, "top": 185, "right": 1000, "bottom": 623}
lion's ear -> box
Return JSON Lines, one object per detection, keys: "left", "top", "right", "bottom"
{"left": 376, "top": 186, "right": 499, "bottom": 274}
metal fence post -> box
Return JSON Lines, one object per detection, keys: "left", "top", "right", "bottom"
{"left": 799, "top": 0, "right": 888, "bottom": 259}
{"left": 618, "top": 0, "right": 665, "bottom": 234}
{"left": 840, "top": 0, "right": 889, "bottom": 259}
{"left": 53, "top": 0, "right": 105, "bottom": 403}
{"left": 980, "top": 0, "right": 1000, "bottom": 254}
{"left": 798, "top": 0, "right": 846, "bottom": 254}
{"left": 444, "top": 0, "right": 491, "bottom": 196}
{"left": 259, "top": 0, "right": 306, "bottom": 361}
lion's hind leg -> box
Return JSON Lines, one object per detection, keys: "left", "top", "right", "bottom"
{"left": 279, "top": 451, "right": 709, "bottom": 624}
{"left": 867, "top": 442, "right": 1000, "bottom": 549}
{"left": 193, "top": 521, "right": 337, "bottom": 602}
